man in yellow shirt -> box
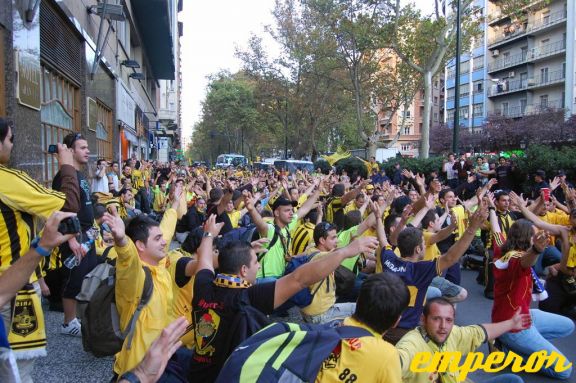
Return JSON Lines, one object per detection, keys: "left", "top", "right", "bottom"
{"left": 315, "top": 272, "right": 409, "bottom": 382}
{"left": 396, "top": 297, "right": 529, "bottom": 383}
{"left": 102, "top": 184, "right": 200, "bottom": 379}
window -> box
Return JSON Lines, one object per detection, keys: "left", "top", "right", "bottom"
{"left": 434, "top": 96, "right": 438, "bottom": 105}
{"left": 520, "top": 99, "right": 527, "bottom": 114}
{"left": 473, "top": 103, "right": 483, "bottom": 117}
{"left": 459, "top": 106, "right": 469, "bottom": 120}
{"left": 401, "top": 144, "right": 411, "bottom": 151}
{"left": 540, "top": 95, "right": 548, "bottom": 108}
{"left": 402, "top": 110, "right": 411, "bottom": 118}
{"left": 419, "top": 122, "right": 423, "bottom": 131}
{"left": 521, "top": 46, "right": 528, "bottom": 60}
{"left": 460, "top": 61, "right": 470, "bottom": 73}
{"left": 473, "top": 80, "right": 483, "bottom": 93}
{"left": 434, "top": 112, "right": 438, "bottom": 122}
{"left": 95, "top": 100, "right": 113, "bottom": 161}
{"left": 40, "top": 66, "right": 80, "bottom": 185}
{"left": 540, "top": 67, "right": 549, "bottom": 83}
{"left": 502, "top": 102, "right": 509, "bottom": 116}
{"left": 117, "top": 20, "right": 130, "bottom": 57}
{"left": 459, "top": 84, "right": 469, "bottom": 97}
{"left": 404, "top": 127, "right": 410, "bottom": 135}
{"left": 472, "top": 56, "right": 484, "bottom": 71}
{"left": 542, "top": 11, "right": 550, "bottom": 25}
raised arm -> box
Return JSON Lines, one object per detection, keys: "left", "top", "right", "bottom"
{"left": 296, "top": 188, "right": 320, "bottom": 219}
{"left": 510, "top": 192, "right": 565, "bottom": 236}
{"left": 273, "top": 236, "right": 378, "bottom": 308}
{"left": 245, "top": 192, "right": 270, "bottom": 237}
{"left": 196, "top": 215, "right": 224, "bottom": 273}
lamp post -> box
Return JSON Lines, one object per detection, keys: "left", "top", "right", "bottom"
{"left": 452, "top": 0, "right": 462, "bottom": 154}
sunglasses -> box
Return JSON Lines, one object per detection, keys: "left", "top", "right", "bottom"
{"left": 318, "top": 222, "right": 335, "bottom": 232}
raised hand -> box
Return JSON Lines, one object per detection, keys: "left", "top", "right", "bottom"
{"left": 204, "top": 214, "right": 225, "bottom": 237}
{"left": 349, "top": 236, "right": 379, "bottom": 257}
{"left": 509, "top": 307, "right": 531, "bottom": 332}
{"left": 532, "top": 230, "right": 550, "bottom": 253}
{"left": 102, "top": 212, "right": 126, "bottom": 244}
{"left": 468, "top": 205, "right": 488, "bottom": 230}
{"left": 401, "top": 204, "right": 413, "bottom": 221}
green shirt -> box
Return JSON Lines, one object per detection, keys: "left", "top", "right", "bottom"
{"left": 338, "top": 226, "right": 359, "bottom": 272}
{"left": 257, "top": 214, "right": 299, "bottom": 279}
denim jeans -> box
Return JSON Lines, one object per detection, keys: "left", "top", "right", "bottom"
{"left": 484, "top": 374, "right": 524, "bottom": 383}
{"left": 498, "top": 309, "right": 574, "bottom": 380}
{"left": 301, "top": 303, "right": 356, "bottom": 324}
{"left": 533, "top": 245, "right": 562, "bottom": 276}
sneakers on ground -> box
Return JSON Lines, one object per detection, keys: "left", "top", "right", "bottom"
{"left": 61, "top": 318, "right": 82, "bottom": 337}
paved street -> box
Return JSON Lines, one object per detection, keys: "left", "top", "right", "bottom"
{"left": 32, "top": 268, "right": 575, "bottom": 382}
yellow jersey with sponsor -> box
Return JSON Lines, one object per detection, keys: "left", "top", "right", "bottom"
{"left": 315, "top": 316, "right": 402, "bottom": 383}
{"left": 301, "top": 249, "right": 336, "bottom": 317}
{"left": 396, "top": 325, "right": 487, "bottom": 383}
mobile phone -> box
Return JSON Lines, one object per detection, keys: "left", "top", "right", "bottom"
{"left": 48, "top": 144, "right": 58, "bottom": 154}
{"left": 58, "top": 216, "right": 81, "bottom": 235}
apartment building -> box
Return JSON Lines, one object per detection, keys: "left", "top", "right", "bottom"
{"left": 486, "top": 0, "right": 574, "bottom": 119}
{"left": 444, "top": 0, "right": 575, "bottom": 131}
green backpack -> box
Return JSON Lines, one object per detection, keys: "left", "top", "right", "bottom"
{"left": 215, "top": 321, "right": 373, "bottom": 383}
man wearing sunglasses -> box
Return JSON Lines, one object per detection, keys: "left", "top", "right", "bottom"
{"left": 0, "top": 117, "right": 80, "bottom": 382}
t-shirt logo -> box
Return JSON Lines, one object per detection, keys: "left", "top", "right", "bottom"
{"left": 322, "top": 343, "right": 342, "bottom": 369}
{"left": 194, "top": 309, "right": 221, "bottom": 357}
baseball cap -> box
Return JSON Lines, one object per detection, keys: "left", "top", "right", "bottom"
{"left": 366, "top": 184, "right": 374, "bottom": 190}
{"left": 535, "top": 169, "right": 546, "bottom": 178}
{"left": 271, "top": 196, "right": 297, "bottom": 211}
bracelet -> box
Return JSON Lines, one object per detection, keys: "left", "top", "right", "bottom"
{"left": 118, "top": 371, "right": 140, "bottom": 383}
{"left": 488, "top": 206, "right": 495, "bottom": 211}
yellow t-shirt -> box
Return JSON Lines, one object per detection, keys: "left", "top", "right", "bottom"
{"left": 396, "top": 325, "right": 486, "bottom": 383}
{"left": 227, "top": 210, "right": 242, "bottom": 229}
{"left": 165, "top": 248, "right": 195, "bottom": 348}
{"left": 301, "top": 249, "right": 336, "bottom": 317}
{"left": 423, "top": 230, "right": 441, "bottom": 261}
{"left": 316, "top": 316, "right": 402, "bottom": 383}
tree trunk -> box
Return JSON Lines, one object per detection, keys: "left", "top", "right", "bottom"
{"left": 367, "top": 139, "right": 377, "bottom": 159}
{"left": 420, "top": 71, "right": 433, "bottom": 158}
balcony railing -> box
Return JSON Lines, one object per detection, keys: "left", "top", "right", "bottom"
{"left": 488, "top": 69, "right": 565, "bottom": 97}
{"left": 488, "top": 40, "right": 566, "bottom": 73}
{"left": 492, "top": 99, "right": 563, "bottom": 118}
{"left": 488, "top": 10, "right": 567, "bottom": 47}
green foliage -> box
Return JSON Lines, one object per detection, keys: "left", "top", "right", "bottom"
{"left": 334, "top": 156, "right": 368, "bottom": 179}
{"left": 313, "top": 159, "right": 332, "bottom": 174}
{"left": 381, "top": 156, "right": 445, "bottom": 177}
{"left": 516, "top": 145, "right": 576, "bottom": 183}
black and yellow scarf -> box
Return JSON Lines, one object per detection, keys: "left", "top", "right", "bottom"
{"left": 8, "top": 284, "right": 46, "bottom": 359}
{"left": 213, "top": 274, "right": 251, "bottom": 289}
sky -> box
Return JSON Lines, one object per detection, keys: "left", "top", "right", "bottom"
{"left": 179, "top": 1, "right": 435, "bottom": 147}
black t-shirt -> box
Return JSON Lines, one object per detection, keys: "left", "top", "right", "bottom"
{"left": 53, "top": 170, "right": 94, "bottom": 231}
{"left": 206, "top": 204, "right": 233, "bottom": 235}
{"left": 189, "top": 269, "right": 275, "bottom": 382}
{"left": 495, "top": 165, "right": 513, "bottom": 191}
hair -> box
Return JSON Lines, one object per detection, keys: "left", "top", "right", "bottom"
{"left": 438, "top": 188, "right": 454, "bottom": 201}
{"left": 218, "top": 240, "right": 253, "bottom": 274}
{"left": 288, "top": 186, "right": 298, "bottom": 195}
{"left": 135, "top": 160, "right": 141, "bottom": 170}
{"left": 343, "top": 210, "right": 362, "bottom": 230}
{"left": 397, "top": 227, "right": 423, "bottom": 258}
{"left": 112, "top": 161, "right": 118, "bottom": 167}
{"left": 331, "top": 184, "right": 345, "bottom": 197}
{"left": 97, "top": 158, "right": 107, "bottom": 166}
{"left": 63, "top": 132, "right": 86, "bottom": 149}
{"left": 93, "top": 203, "right": 107, "bottom": 220}
{"left": 0, "top": 117, "right": 12, "bottom": 142}
{"left": 501, "top": 219, "right": 534, "bottom": 254}
{"left": 391, "top": 196, "right": 411, "bottom": 216}
{"left": 119, "top": 187, "right": 131, "bottom": 197}
{"left": 353, "top": 273, "right": 409, "bottom": 334}
{"left": 313, "top": 222, "right": 336, "bottom": 244}
{"left": 423, "top": 297, "right": 455, "bottom": 317}
{"left": 304, "top": 208, "right": 319, "bottom": 223}
{"left": 182, "top": 227, "right": 204, "bottom": 254}
{"left": 494, "top": 190, "right": 509, "bottom": 201}
{"left": 125, "top": 214, "right": 159, "bottom": 245}
{"left": 384, "top": 213, "right": 400, "bottom": 237}
{"left": 422, "top": 209, "right": 438, "bottom": 230}
{"left": 123, "top": 164, "right": 131, "bottom": 171}
{"left": 499, "top": 156, "right": 506, "bottom": 161}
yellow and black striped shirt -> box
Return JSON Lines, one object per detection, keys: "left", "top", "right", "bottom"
{"left": 291, "top": 221, "right": 315, "bottom": 255}
{"left": 0, "top": 165, "right": 65, "bottom": 277}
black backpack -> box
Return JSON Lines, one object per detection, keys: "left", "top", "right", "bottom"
{"left": 79, "top": 264, "right": 153, "bottom": 357}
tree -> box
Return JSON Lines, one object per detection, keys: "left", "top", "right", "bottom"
{"left": 389, "top": 0, "right": 482, "bottom": 158}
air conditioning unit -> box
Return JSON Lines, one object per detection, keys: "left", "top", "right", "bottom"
{"left": 492, "top": 49, "right": 500, "bottom": 57}
{"left": 508, "top": 71, "right": 515, "bottom": 78}
{"left": 527, "top": 78, "right": 536, "bottom": 86}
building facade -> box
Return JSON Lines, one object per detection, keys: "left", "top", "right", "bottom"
{"left": 444, "top": 0, "right": 575, "bottom": 132}
{"left": 1, "top": 0, "right": 181, "bottom": 185}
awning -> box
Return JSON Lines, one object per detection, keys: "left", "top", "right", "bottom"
{"left": 123, "top": 128, "right": 138, "bottom": 145}
{"left": 131, "top": 0, "right": 175, "bottom": 80}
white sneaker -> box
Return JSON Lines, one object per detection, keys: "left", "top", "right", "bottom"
{"left": 61, "top": 318, "right": 82, "bottom": 337}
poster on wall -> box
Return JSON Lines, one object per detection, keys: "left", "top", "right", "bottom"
{"left": 16, "top": 50, "right": 41, "bottom": 110}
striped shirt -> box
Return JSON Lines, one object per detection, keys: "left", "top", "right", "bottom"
{"left": 0, "top": 164, "right": 74, "bottom": 276}
{"left": 291, "top": 221, "right": 315, "bottom": 255}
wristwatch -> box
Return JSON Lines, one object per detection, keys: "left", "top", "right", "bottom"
{"left": 31, "top": 237, "right": 51, "bottom": 257}
{"left": 118, "top": 371, "right": 140, "bottom": 383}
{"left": 203, "top": 232, "right": 214, "bottom": 238}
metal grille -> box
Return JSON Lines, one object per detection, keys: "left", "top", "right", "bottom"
{"left": 40, "top": 0, "right": 83, "bottom": 85}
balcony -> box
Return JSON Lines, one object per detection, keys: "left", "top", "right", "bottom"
{"left": 487, "top": 0, "right": 546, "bottom": 25}
{"left": 491, "top": 99, "right": 563, "bottom": 118}
{"left": 488, "top": 10, "right": 567, "bottom": 48}
{"left": 488, "top": 69, "right": 565, "bottom": 97}
{"left": 488, "top": 40, "right": 566, "bottom": 73}
{"left": 529, "top": 68, "right": 565, "bottom": 89}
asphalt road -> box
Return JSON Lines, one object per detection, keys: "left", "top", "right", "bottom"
{"left": 31, "top": 268, "right": 575, "bottom": 382}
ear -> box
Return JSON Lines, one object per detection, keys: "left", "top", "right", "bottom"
{"left": 239, "top": 264, "right": 248, "bottom": 279}
{"left": 135, "top": 239, "right": 147, "bottom": 253}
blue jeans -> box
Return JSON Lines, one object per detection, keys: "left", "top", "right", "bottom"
{"left": 498, "top": 309, "right": 574, "bottom": 380}
{"left": 484, "top": 374, "right": 524, "bottom": 383}
{"left": 533, "top": 245, "right": 562, "bottom": 275}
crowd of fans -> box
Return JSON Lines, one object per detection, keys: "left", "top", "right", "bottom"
{"left": 0, "top": 116, "right": 575, "bottom": 383}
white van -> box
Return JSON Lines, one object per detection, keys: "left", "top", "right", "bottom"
{"left": 215, "top": 154, "right": 248, "bottom": 168}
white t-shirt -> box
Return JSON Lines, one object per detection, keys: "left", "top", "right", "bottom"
{"left": 444, "top": 161, "right": 457, "bottom": 180}
{"left": 92, "top": 172, "right": 109, "bottom": 193}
